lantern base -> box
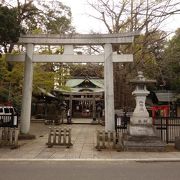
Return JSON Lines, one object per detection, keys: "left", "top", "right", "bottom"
{"left": 122, "top": 134, "right": 165, "bottom": 152}
{"left": 129, "top": 124, "right": 155, "bottom": 136}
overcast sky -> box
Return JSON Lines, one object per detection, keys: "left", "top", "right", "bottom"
{"left": 61, "top": 0, "right": 106, "bottom": 33}
{"left": 61, "top": 0, "right": 180, "bottom": 35}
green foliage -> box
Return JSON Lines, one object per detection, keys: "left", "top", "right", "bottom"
{"left": 134, "top": 31, "right": 167, "bottom": 81}
{"left": 54, "top": 64, "right": 70, "bottom": 88}
{"left": 162, "top": 28, "right": 180, "bottom": 92}
{"left": 0, "top": 54, "right": 8, "bottom": 81}
{"left": 0, "top": 87, "right": 9, "bottom": 102}
{"left": 15, "top": 0, "right": 74, "bottom": 34}
{"left": 41, "top": 1, "right": 74, "bottom": 34}
{"left": 32, "top": 62, "right": 72, "bottom": 96}
{"left": 0, "top": 55, "right": 23, "bottom": 106}
{"left": 33, "top": 63, "right": 55, "bottom": 94}
{"left": 0, "top": 1, "right": 74, "bottom": 55}
{"left": 0, "top": 5, "right": 20, "bottom": 53}
{"left": 0, "top": 0, "right": 75, "bottom": 107}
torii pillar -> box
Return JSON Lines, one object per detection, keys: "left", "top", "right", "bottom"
{"left": 21, "top": 44, "right": 34, "bottom": 134}
{"left": 104, "top": 44, "right": 114, "bottom": 131}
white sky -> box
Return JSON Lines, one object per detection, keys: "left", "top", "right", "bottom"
{"left": 60, "top": 0, "right": 107, "bottom": 33}
{"left": 61, "top": 0, "right": 180, "bottom": 35}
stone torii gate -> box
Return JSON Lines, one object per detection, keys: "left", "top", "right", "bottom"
{"left": 7, "top": 32, "right": 138, "bottom": 134}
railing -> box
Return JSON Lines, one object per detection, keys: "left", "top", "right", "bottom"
{"left": 154, "top": 117, "right": 180, "bottom": 143}
{"left": 114, "top": 115, "right": 180, "bottom": 144}
{"left": 115, "top": 114, "right": 129, "bottom": 139}
{"left": 0, "top": 114, "right": 19, "bottom": 128}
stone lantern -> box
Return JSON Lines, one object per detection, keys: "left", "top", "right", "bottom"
{"left": 123, "top": 71, "right": 165, "bottom": 151}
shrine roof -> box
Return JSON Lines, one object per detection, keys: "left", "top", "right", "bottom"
{"left": 65, "top": 78, "right": 104, "bottom": 89}
{"left": 155, "top": 91, "right": 177, "bottom": 102}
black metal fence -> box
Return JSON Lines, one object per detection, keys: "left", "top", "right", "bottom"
{"left": 115, "top": 114, "right": 129, "bottom": 138}
{"left": 0, "top": 114, "right": 19, "bottom": 128}
{"left": 115, "top": 115, "right": 180, "bottom": 144}
{"left": 154, "top": 117, "right": 180, "bottom": 143}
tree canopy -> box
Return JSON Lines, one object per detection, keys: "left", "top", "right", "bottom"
{"left": 162, "top": 28, "right": 180, "bottom": 92}
{"left": 0, "top": 5, "right": 20, "bottom": 54}
{"left": 0, "top": 0, "right": 75, "bottom": 106}
{"left": 69, "top": 63, "right": 104, "bottom": 78}
{"left": 0, "top": 0, "right": 75, "bottom": 54}
{"left": 87, "top": 0, "right": 180, "bottom": 109}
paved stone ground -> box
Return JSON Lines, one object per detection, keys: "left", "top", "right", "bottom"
{"left": 0, "top": 120, "right": 180, "bottom": 160}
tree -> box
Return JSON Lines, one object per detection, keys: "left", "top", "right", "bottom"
{"left": 15, "top": 0, "right": 75, "bottom": 92}
{"left": 14, "top": 0, "right": 75, "bottom": 34}
{"left": 88, "top": 0, "right": 180, "bottom": 34}
{"left": 0, "top": 0, "right": 75, "bottom": 106}
{"left": 0, "top": 55, "right": 23, "bottom": 108}
{"left": 69, "top": 63, "right": 104, "bottom": 78}
{"left": 33, "top": 63, "right": 55, "bottom": 93}
{"left": 162, "top": 28, "right": 180, "bottom": 92}
{"left": 38, "top": 0, "right": 75, "bottom": 34}
{"left": 87, "top": 0, "right": 180, "bottom": 109}
{"left": 0, "top": 5, "right": 20, "bottom": 54}
{"left": 0, "top": 55, "right": 9, "bottom": 102}
{"left": 0, "top": 0, "right": 75, "bottom": 54}
{"left": 134, "top": 30, "right": 167, "bottom": 81}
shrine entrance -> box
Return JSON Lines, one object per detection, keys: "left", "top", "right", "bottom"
{"left": 61, "top": 77, "right": 104, "bottom": 120}
{"left": 7, "top": 32, "right": 138, "bottom": 134}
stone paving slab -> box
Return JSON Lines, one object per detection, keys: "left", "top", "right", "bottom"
{"left": 0, "top": 121, "right": 180, "bottom": 160}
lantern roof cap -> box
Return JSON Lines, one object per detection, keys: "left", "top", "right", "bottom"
{"left": 130, "top": 71, "right": 156, "bottom": 84}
